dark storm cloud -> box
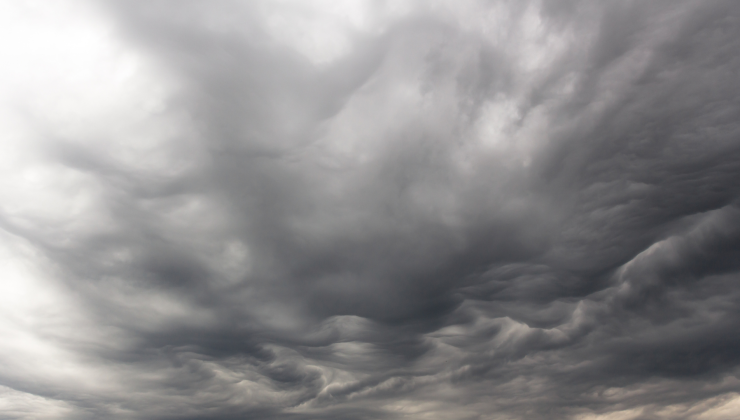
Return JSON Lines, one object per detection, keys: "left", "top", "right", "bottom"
{"left": 2, "top": 0, "right": 740, "bottom": 419}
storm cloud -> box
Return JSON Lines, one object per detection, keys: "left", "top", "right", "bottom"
{"left": 1, "top": 0, "right": 740, "bottom": 419}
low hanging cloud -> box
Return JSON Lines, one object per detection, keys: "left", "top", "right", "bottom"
{"left": 1, "top": 0, "right": 740, "bottom": 419}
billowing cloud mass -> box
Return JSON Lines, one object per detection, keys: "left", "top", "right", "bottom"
{"left": 1, "top": 0, "right": 740, "bottom": 419}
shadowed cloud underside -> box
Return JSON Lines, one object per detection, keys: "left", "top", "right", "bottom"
{"left": 1, "top": 0, "right": 740, "bottom": 419}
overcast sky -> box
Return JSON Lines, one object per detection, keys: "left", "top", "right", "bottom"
{"left": 1, "top": 0, "right": 740, "bottom": 419}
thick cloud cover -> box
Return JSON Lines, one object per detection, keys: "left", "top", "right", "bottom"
{"left": 1, "top": 0, "right": 740, "bottom": 418}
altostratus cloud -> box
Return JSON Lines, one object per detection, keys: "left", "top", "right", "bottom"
{"left": 1, "top": 0, "right": 740, "bottom": 419}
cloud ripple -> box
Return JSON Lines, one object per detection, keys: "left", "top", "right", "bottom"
{"left": 1, "top": 0, "right": 740, "bottom": 419}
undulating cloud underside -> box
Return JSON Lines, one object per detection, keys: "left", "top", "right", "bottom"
{"left": 1, "top": 0, "right": 740, "bottom": 419}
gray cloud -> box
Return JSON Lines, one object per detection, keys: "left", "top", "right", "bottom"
{"left": 1, "top": 0, "right": 740, "bottom": 418}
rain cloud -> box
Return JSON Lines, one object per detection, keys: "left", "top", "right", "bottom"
{"left": 1, "top": 0, "right": 740, "bottom": 419}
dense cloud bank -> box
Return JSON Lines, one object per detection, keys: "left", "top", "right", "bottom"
{"left": 1, "top": 0, "right": 740, "bottom": 418}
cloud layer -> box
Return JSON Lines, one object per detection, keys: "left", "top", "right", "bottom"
{"left": 1, "top": 0, "right": 740, "bottom": 419}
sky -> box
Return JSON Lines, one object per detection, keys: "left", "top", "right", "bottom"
{"left": 1, "top": 0, "right": 740, "bottom": 419}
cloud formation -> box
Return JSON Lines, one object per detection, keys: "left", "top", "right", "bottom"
{"left": 1, "top": 0, "right": 740, "bottom": 419}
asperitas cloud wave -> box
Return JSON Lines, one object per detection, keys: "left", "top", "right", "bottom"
{"left": 1, "top": 0, "right": 740, "bottom": 419}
